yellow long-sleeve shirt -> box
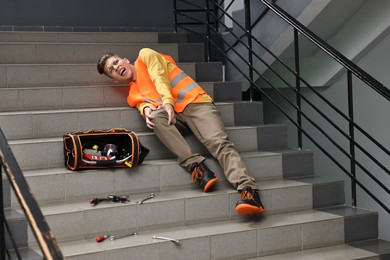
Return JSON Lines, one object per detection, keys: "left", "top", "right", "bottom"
{"left": 133, "top": 48, "right": 212, "bottom": 117}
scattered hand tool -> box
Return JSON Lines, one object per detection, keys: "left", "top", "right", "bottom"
{"left": 96, "top": 232, "right": 138, "bottom": 243}
{"left": 90, "top": 194, "right": 130, "bottom": 206}
{"left": 96, "top": 235, "right": 110, "bottom": 242}
{"left": 137, "top": 193, "right": 155, "bottom": 205}
{"left": 109, "top": 232, "right": 138, "bottom": 241}
{"left": 152, "top": 235, "right": 180, "bottom": 244}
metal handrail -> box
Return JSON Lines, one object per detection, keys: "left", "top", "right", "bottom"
{"left": 173, "top": 0, "right": 390, "bottom": 214}
{"left": 261, "top": 0, "right": 390, "bottom": 101}
{"left": 0, "top": 128, "right": 63, "bottom": 259}
{"left": 225, "top": 0, "right": 278, "bottom": 52}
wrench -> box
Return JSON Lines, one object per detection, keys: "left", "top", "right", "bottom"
{"left": 152, "top": 235, "right": 180, "bottom": 243}
{"left": 137, "top": 193, "right": 155, "bottom": 205}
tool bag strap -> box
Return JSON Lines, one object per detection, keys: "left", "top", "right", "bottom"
{"left": 71, "top": 128, "right": 129, "bottom": 135}
{"left": 63, "top": 133, "right": 82, "bottom": 171}
{"left": 128, "top": 131, "right": 140, "bottom": 167}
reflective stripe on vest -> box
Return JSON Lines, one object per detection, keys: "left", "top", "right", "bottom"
{"left": 170, "top": 71, "right": 199, "bottom": 103}
{"left": 127, "top": 52, "right": 206, "bottom": 112}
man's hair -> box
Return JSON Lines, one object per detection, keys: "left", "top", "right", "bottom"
{"left": 97, "top": 52, "right": 117, "bottom": 76}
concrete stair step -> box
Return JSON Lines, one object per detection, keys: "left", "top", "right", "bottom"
{"left": 7, "top": 126, "right": 258, "bottom": 170}
{"left": 18, "top": 176, "right": 346, "bottom": 245}
{"left": 6, "top": 247, "right": 42, "bottom": 260}
{"left": 0, "top": 31, "right": 189, "bottom": 44}
{"left": 0, "top": 81, "right": 243, "bottom": 112}
{"left": 0, "top": 85, "right": 129, "bottom": 112}
{"left": 13, "top": 147, "right": 315, "bottom": 205}
{"left": 320, "top": 206, "right": 379, "bottom": 244}
{"left": 0, "top": 42, "right": 204, "bottom": 64}
{"left": 0, "top": 61, "right": 223, "bottom": 88}
{"left": 293, "top": 176, "right": 345, "bottom": 210}
{"left": 15, "top": 151, "right": 283, "bottom": 205}
{"left": 277, "top": 149, "right": 315, "bottom": 178}
{"left": 29, "top": 206, "right": 378, "bottom": 259}
{"left": 0, "top": 102, "right": 263, "bottom": 140}
{"left": 4, "top": 209, "right": 28, "bottom": 249}
{"left": 249, "top": 239, "right": 390, "bottom": 260}
{"left": 6, "top": 124, "right": 297, "bottom": 171}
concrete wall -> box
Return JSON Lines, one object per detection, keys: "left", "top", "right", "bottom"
{"left": 262, "top": 31, "right": 390, "bottom": 241}
{"left": 0, "top": 0, "right": 174, "bottom": 28}
{"left": 241, "top": 0, "right": 390, "bottom": 241}
{"left": 350, "top": 32, "right": 390, "bottom": 241}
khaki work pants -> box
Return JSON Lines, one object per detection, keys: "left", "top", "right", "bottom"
{"left": 152, "top": 102, "right": 257, "bottom": 190}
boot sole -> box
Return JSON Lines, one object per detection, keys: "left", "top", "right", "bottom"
{"left": 235, "top": 204, "right": 265, "bottom": 215}
{"left": 203, "top": 177, "right": 218, "bottom": 192}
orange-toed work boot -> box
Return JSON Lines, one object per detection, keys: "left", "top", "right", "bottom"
{"left": 235, "top": 186, "right": 265, "bottom": 215}
{"left": 190, "top": 162, "right": 218, "bottom": 192}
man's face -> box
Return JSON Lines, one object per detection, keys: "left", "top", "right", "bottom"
{"left": 104, "top": 56, "right": 136, "bottom": 83}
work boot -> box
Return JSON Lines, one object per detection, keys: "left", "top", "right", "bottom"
{"left": 190, "top": 162, "right": 218, "bottom": 192}
{"left": 235, "top": 186, "right": 265, "bottom": 215}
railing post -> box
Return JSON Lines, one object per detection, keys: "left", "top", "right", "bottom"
{"left": 347, "top": 70, "right": 357, "bottom": 207}
{"left": 0, "top": 165, "right": 5, "bottom": 260}
{"left": 294, "top": 28, "right": 302, "bottom": 150}
{"left": 173, "top": 0, "right": 178, "bottom": 33}
{"left": 244, "top": 0, "right": 254, "bottom": 101}
{"left": 214, "top": 0, "right": 221, "bottom": 33}
{"left": 205, "top": 0, "right": 212, "bottom": 62}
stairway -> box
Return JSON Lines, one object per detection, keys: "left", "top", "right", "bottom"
{"left": 1, "top": 30, "right": 389, "bottom": 259}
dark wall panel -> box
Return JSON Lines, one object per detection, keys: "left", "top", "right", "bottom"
{"left": 0, "top": 0, "right": 174, "bottom": 28}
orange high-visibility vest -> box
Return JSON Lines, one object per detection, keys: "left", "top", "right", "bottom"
{"left": 127, "top": 53, "right": 206, "bottom": 112}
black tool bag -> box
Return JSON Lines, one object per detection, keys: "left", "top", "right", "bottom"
{"left": 63, "top": 128, "right": 149, "bottom": 171}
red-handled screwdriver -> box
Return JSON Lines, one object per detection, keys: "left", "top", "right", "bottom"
{"left": 96, "top": 235, "right": 109, "bottom": 242}
{"left": 96, "top": 232, "right": 138, "bottom": 243}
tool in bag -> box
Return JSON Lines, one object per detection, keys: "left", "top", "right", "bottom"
{"left": 63, "top": 128, "right": 149, "bottom": 171}
{"left": 90, "top": 195, "right": 130, "bottom": 206}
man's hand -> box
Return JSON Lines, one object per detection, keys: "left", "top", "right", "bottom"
{"left": 162, "top": 103, "right": 176, "bottom": 125}
{"left": 144, "top": 106, "right": 160, "bottom": 129}
{"left": 144, "top": 104, "right": 176, "bottom": 129}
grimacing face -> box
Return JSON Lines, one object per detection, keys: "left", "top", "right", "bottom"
{"left": 104, "top": 56, "right": 136, "bottom": 83}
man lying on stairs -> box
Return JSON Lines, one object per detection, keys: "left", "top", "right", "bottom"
{"left": 97, "top": 47, "right": 264, "bottom": 215}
